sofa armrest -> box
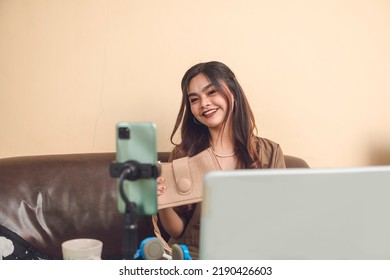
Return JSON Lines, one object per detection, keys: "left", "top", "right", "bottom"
{"left": 284, "top": 155, "right": 310, "bottom": 168}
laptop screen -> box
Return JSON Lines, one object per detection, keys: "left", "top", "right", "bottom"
{"left": 199, "top": 166, "right": 390, "bottom": 259}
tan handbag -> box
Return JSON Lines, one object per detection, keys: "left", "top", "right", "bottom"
{"left": 153, "top": 148, "right": 221, "bottom": 254}
{"left": 157, "top": 147, "right": 221, "bottom": 209}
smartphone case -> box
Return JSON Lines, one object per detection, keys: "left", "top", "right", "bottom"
{"left": 116, "top": 122, "right": 158, "bottom": 215}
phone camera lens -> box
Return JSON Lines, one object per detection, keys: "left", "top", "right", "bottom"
{"left": 119, "top": 127, "right": 130, "bottom": 139}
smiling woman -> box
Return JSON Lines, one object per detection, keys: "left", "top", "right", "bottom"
{"left": 155, "top": 61, "right": 286, "bottom": 259}
{"left": 188, "top": 73, "right": 232, "bottom": 133}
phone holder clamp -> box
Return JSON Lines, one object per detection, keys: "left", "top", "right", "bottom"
{"left": 109, "top": 160, "right": 160, "bottom": 181}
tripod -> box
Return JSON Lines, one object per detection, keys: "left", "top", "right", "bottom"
{"left": 110, "top": 160, "right": 159, "bottom": 260}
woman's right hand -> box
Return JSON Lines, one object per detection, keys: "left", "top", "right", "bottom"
{"left": 157, "top": 176, "right": 166, "bottom": 196}
{"left": 156, "top": 176, "right": 186, "bottom": 238}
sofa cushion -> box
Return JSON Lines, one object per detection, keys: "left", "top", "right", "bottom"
{"left": 0, "top": 153, "right": 155, "bottom": 259}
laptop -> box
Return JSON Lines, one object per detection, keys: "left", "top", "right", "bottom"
{"left": 199, "top": 166, "right": 390, "bottom": 259}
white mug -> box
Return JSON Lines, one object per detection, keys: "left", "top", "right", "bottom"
{"left": 62, "top": 238, "right": 102, "bottom": 260}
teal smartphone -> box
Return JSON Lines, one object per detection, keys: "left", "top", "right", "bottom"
{"left": 115, "top": 122, "right": 158, "bottom": 215}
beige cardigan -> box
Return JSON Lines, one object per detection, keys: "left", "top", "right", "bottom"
{"left": 155, "top": 137, "right": 286, "bottom": 259}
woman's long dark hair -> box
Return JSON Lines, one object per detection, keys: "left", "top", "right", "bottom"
{"left": 170, "top": 61, "right": 262, "bottom": 168}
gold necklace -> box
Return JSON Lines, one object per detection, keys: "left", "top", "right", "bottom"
{"left": 212, "top": 149, "right": 236, "bottom": 158}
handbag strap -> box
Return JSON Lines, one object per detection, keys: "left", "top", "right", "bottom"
{"left": 152, "top": 215, "right": 172, "bottom": 254}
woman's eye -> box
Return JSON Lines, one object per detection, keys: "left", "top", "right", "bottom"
{"left": 189, "top": 97, "right": 199, "bottom": 104}
{"left": 208, "top": 90, "right": 217, "bottom": 95}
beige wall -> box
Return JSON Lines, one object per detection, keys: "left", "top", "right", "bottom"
{"left": 1, "top": 0, "right": 389, "bottom": 168}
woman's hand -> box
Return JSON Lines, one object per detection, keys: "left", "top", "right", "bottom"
{"left": 156, "top": 176, "right": 186, "bottom": 238}
{"left": 157, "top": 176, "right": 166, "bottom": 196}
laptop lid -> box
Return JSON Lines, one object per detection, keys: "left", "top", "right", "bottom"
{"left": 199, "top": 166, "right": 390, "bottom": 259}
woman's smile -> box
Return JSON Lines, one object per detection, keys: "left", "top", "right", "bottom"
{"left": 202, "top": 108, "right": 218, "bottom": 118}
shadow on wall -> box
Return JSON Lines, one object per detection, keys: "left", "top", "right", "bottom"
{"left": 369, "top": 146, "right": 390, "bottom": 166}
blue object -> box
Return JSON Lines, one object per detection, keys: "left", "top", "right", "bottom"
{"left": 134, "top": 237, "right": 156, "bottom": 260}
{"left": 172, "top": 244, "right": 192, "bottom": 260}
{"left": 179, "top": 244, "right": 192, "bottom": 260}
{"left": 134, "top": 237, "right": 192, "bottom": 260}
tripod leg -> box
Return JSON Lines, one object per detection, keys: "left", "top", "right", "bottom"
{"left": 122, "top": 202, "right": 138, "bottom": 259}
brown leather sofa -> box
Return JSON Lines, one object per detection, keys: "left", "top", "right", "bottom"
{"left": 0, "top": 152, "right": 309, "bottom": 260}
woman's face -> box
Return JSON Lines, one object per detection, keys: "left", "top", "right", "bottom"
{"left": 187, "top": 73, "right": 233, "bottom": 131}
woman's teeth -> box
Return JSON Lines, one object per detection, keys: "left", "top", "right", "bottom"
{"left": 203, "top": 109, "right": 217, "bottom": 116}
